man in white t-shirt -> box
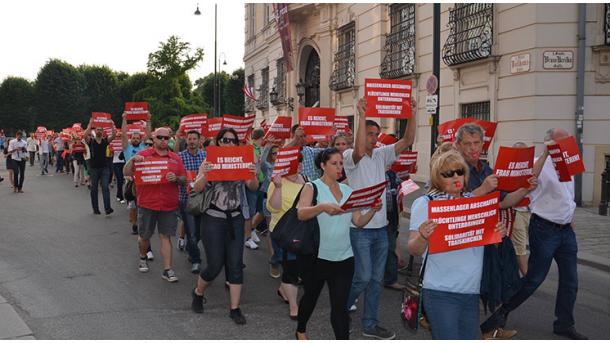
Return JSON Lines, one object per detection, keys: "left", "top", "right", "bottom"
{"left": 39, "top": 135, "right": 51, "bottom": 175}
{"left": 480, "top": 128, "right": 587, "bottom": 340}
{"left": 26, "top": 133, "right": 38, "bottom": 166}
{"left": 8, "top": 131, "right": 28, "bottom": 193}
{"left": 343, "top": 97, "right": 416, "bottom": 340}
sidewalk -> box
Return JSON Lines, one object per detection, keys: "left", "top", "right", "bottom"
{"left": 400, "top": 181, "right": 610, "bottom": 272}
{"left": 0, "top": 293, "right": 34, "bottom": 339}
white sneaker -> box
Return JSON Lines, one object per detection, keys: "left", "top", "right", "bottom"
{"left": 146, "top": 251, "right": 154, "bottom": 261}
{"left": 178, "top": 238, "right": 186, "bottom": 251}
{"left": 244, "top": 239, "right": 258, "bottom": 250}
{"left": 250, "top": 230, "right": 261, "bottom": 243}
{"left": 138, "top": 259, "right": 149, "bottom": 273}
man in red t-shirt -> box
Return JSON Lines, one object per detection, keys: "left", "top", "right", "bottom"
{"left": 124, "top": 127, "right": 186, "bottom": 282}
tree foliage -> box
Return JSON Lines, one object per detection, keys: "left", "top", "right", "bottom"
{"left": 0, "top": 77, "right": 35, "bottom": 133}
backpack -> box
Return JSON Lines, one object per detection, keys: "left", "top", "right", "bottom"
{"left": 270, "top": 181, "right": 319, "bottom": 255}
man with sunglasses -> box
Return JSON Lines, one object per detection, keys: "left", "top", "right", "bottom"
{"left": 124, "top": 127, "right": 186, "bottom": 283}
{"left": 85, "top": 119, "right": 116, "bottom": 215}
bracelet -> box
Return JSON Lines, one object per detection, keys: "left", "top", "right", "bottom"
{"left": 418, "top": 231, "right": 428, "bottom": 241}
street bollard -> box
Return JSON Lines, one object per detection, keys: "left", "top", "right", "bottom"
{"left": 599, "top": 160, "right": 610, "bottom": 216}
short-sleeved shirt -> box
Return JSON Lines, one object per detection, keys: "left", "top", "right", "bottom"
{"left": 123, "top": 142, "right": 146, "bottom": 162}
{"left": 343, "top": 144, "right": 398, "bottom": 229}
{"left": 178, "top": 149, "right": 206, "bottom": 205}
{"left": 135, "top": 148, "right": 186, "bottom": 212}
{"left": 528, "top": 157, "right": 575, "bottom": 224}
{"left": 54, "top": 137, "right": 64, "bottom": 151}
{"left": 301, "top": 146, "right": 323, "bottom": 181}
{"left": 266, "top": 178, "right": 304, "bottom": 231}
{"left": 8, "top": 139, "right": 27, "bottom": 161}
{"left": 311, "top": 178, "right": 353, "bottom": 262}
{"left": 88, "top": 138, "right": 109, "bottom": 169}
{"left": 408, "top": 192, "right": 484, "bottom": 295}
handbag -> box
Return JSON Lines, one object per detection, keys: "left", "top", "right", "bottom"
{"left": 187, "top": 182, "right": 213, "bottom": 216}
{"left": 401, "top": 252, "right": 430, "bottom": 333}
{"left": 270, "top": 182, "right": 319, "bottom": 255}
{"left": 124, "top": 180, "right": 136, "bottom": 202}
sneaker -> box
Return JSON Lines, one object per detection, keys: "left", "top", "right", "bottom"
{"left": 138, "top": 258, "right": 149, "bottom": 272}
{"left": 191, "top": 263, "right": 201, "bottom": 274}
{"left": 105, "top": 208, "right": 114, "bottom": 215}
{"left": 244, "top": 239, "right": 258, "bottom": 250}
{"left": 177, "top": 238, "right": 186, "bottom": 251}
{"left": 269, "top": 264, "right": 281, "bottom": 279}
{"left": 116, "top": 197, "right": 121, "bottom": 202}
{"left": 191, "top": 288, "right": 206, "bottom": 313}
{"left": 483, "top": 328, "right": 518, "bottom": 340}
{"left": 161, "top": 269, "right": 178, "bottom": 282}
{"left": 120, "top": 199, "right": 126, "bottom": 204}
{"left": 229, "top": 308, "right": 247, "bottom": 325}
{"left": 146, "top": 251, "right": 154, "bottom": 261}
{"left": 362, "top": 325, "right": 396, "bottom": 340}
{"left": 250, "top": 230, "right": 261, "bottom": 243}
{"left": 93, "top": 209, "right": 101, "bottom": 215}
{"left": 349, "top": 303, "right": 357, "bottom": 312}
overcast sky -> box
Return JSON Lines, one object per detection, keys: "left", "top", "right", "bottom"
{"left": 0, "top": 0, "right": 245, "bottom": 83}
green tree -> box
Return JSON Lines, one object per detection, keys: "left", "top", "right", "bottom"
{"left": 34, "top": 59, "right": 86, "bottom": 130}
{"left": 223, "top": 68, "right": 245, "bottom": 116}
{"left": 0, "top": 77, "right": 35, "bottom": 134}
{"left": 79, "top": 64, "right": 122, "bottom": 123}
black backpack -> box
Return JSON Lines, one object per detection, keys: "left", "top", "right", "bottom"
{"left": 271, "top": 181, "right": 319, "bottom": 255}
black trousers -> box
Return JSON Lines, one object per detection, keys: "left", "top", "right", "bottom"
{"left": 13, "top": 160, "right": 25, "bottom": 190}
{"left": 297, "top": 255, "right": 354, "bottom": 339}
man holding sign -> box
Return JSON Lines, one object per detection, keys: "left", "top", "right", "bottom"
{"left": 124, "top": 127, "right": 186, "bottom": 283}
{"left": 85, "top": 117, "right": 116, "bottom": 215}
{"left": 343, "top": 97, "right": 416, "bottom": 340}
{"left": 481, "top": 128, "right": 587, "bottom": 340}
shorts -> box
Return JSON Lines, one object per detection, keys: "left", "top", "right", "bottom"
{"left": 6, "top": 158, "right": 14, "bottom": 170}
{"left": 245, "top": 188, "right": 262, "bottom": 218}
{"left": 138, "top": 207, "right": 178, "bottom": 240}
{"left": 510, "top": 210, "right": 531, "bottom": 256}
{"left": 261, "top": 196, "right": 270, "bottom": 217}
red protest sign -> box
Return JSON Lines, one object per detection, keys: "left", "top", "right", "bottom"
{"left": 71, "top": 142, "right": 86, "bottom": 153}
{"left": 397, "top": 179, "right": 421, "bottom": 212}
{"left": 341, "top": 181, "right": 388, "bottom": 211}
{"left": 299, "top": 107, "right": 336, "bottom": 136}
{"left": 378, "top": 133, "right": 398, "bottom": 146}
{"left": 272, "top": 147, "right": 300, "bottom": 177}
{"left": 222, "top": 114, "right": 256, "bottom": 141}
{"left": 265, "top": 116, "right": 292, "bottom": 139}
{"left": 334, "top": 116, "right": 352, "bottom": 134}
{"left": 306, "top": 134, "right": 330, "bottom": 144}
{"left": 126, "top": 123, "right": 146, "bottom": 138}
{"left": 428, "top": 192, "right": 501, "bottom": 254}
{"left": 437, "top": 117, "right": 497, "bottom": 152}
{"left": 125, "top": 102, "right": 150, "bottom": 121}
{"left": 134, "top": 157, "right": 170, "bottom": 186}
{"left": 179, "top": 114, "right": 208, "bottom": 136}
{"left": 494, "top": 146, "right": 534, "bottom": 191}
{"left": 186, "top": 170, "right": 197, "bottom": 193}
{"left": 91, "top": 112, "right": 114, "bottom": 128}
{"left": 205, "top": 145, "right": 255, "bottom": 181}
{"left": 364, "top": 78, "right": 413, "bottom": 119}
{"left": 391, "top": 152, "right": 418, "bottom": 179}
{"left": 110, "top": 138, "right": 123, "bottom": 153}
{"left": 499, "top": 208, "right": 516, "bottom": 238}
{"left": 206, "top": 117, "right": 223, "bottom": 138}
{"left": 548, "top": 144, "right": 571, "bottom": 182}
{"left": 556, "top": 136, "right": 585, "bottom": 178}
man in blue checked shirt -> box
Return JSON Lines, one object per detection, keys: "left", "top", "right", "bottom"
{"left": 284, "top": 124, "right": 323, "bottom": 181}
{"left": 178, "top": 130, "right": 206, "bottom": 273}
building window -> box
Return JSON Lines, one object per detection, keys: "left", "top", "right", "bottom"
{"left": 245, "top": 74, "right": 256, "bottom": 112}
{"left": 330, "top": 22, "right": 356, "bottom": 91}
{"left": 461, "top": 101, "right": 490, "bottom": 121}
{"left": 256, "top": 67, "right": 269, "bottom": 110}
{"left": 271, "top": 59, "right": 286, "bottom": 106}
{"left": 380, "top": 4, "right": 416, "bottom": 79}
{"left": 247, "top": 4, "right": 256, "bottom": 39}
{"left": 605, "top": 4, "right": 610, "bottom": 45}
{"left": 264, "top": 4, "right": 274, "bottom": 24}
{"left": 442, "top": 3, "right": 493, "bottom": 66}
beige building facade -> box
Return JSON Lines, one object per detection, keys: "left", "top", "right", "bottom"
{"left": 244, "top": 3, "right": 610, "bottom": 206}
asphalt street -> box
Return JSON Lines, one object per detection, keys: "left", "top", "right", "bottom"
{"left": 0, "top": 164, "right": 609, "bottom": 339}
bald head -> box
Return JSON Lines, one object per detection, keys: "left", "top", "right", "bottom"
{"left": 154, "top": 128, "right": 170, "bottom": 138}
{"left": 544, "top": 128, "right": 570, "bottom": 142}
{"left": 153, "top": 128, "right": 170, "bottom": 151}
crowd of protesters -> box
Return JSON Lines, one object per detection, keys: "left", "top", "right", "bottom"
{"left": 0, "top": 95, "right": 588, "bottom": 340}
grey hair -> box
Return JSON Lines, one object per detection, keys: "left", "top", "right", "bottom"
{"left": 543, "top": 128, "right": 554, "bottom": 142}
{"left": 455, "top": 123, "right": 485, "bottom": 143}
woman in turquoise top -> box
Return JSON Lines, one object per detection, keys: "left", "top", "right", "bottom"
{"left": 295, "top": 147, "right": 380, "bottom": 340}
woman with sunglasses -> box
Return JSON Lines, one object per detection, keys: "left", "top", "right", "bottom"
{"left": 191, "top": 128, "right": 258, "bottom": 325}
{"left": 296, "top": 147, "right": 381, "bottom": 340}
{"left": 406, "top": 150, "right": 507, "bottom": 339}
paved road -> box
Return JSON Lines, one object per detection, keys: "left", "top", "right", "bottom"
{"left": 0, "top": 164, "right": 609, "bottom": 339}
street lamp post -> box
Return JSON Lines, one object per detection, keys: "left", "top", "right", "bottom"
{"left": 218, "top": 52, "right": 227, "bottom": 115}
{"left": 194, "top": 3, "right": 218, "bottom": 117}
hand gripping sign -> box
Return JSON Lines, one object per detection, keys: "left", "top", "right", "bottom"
{"left": 92, "top": 112, "right": 114, "bottom": 128}
{"left": 341, "top": 181, "right": 388, "bottom": 211}
{"left": 299, "top": 107, "right": 336, "bottom": 136}
{"left": 205, "top": 145, "right": 255, "bottom": 181}
{"left": 264, "top": 116, "right": 292, "bottom": 140}
{"left": 124, "top": 102, "right": 150, "bottom": 121}
{"left": 364, "top": 78, "right": 413, "bottom": 119}
{"left": 493, "top": 146, "right": 534, "bottom": 191}
{"left": 547, "top": 136, "right": 585, "bottom": 182}
{"left": 222, "top": 114, "right": 256, "bottom": 141}
{"left": 179, "top": 114, "right": 208, "bottom": 136}
{"left": 134, "top": 157, "right": 170, "bottom": 186}
{"left": 272, "top": 147, "right": 300, "bottom": 178}
{"left": 427, "top": 191, "right": 502, "bottom": 254}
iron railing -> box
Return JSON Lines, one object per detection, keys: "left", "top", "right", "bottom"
{"left": 330, "top": 22, "right": 356, "bottom": 91}
{"left": 442, "top": 3, "right": 493, "bottom": 66}
{"left": 605, "top": 4, "right": 610, "bottom": 45}
{"left": 380, "top": 4, "right": 416, "bottom": 79}
{"left": 256, "top": 68, "right": 269, "bottom": 110}
{"left": 461, "top": 101, "right": 490, "bottom": 121}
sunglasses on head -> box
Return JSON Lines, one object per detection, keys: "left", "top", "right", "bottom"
{"left": 155, "top": 136, "right": 170, "bottom": 141}
{"left": 440, "top": 168, "right": 465, "bottom": 178}
{"left": 220, "top": 137, "right": 239, "bottom": 144}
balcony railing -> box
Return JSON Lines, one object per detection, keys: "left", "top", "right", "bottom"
{"left": 329, "top": 22, "right": 356, "bottom": 91}
{"left": 380, "top": 4, "right": 416, "bottom": 79}
{"left": 606, "top": 4, "right": 610, "bottom": 45}
{"left": 442, "top": 3, "right": 493, "bottom": 66}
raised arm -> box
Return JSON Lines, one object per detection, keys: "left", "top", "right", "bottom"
{"left": 352, "top": 98, "right": 367, "bottom": 165}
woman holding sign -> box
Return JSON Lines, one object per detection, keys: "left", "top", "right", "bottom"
{"left": 69, "top": 137, "right": 86, "bottom": 187}
{"left": 295, "top": 148, "right": 381, "bottom": 340}
{"left": 190, "top": 128, "right": 258, "bottom": 325}
{"left": 405, "top": 151, "right": 507, "bottom": 340}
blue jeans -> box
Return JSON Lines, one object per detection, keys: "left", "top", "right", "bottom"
{"left": 480, "top": 214, "right": 578, "bottom": 332}
{"left": 347, "top": 227, "right": 388, "bottom": 330}
{"left": 55, "top": 151, "right": 64, "bottom": 172}
{"left": 89, "top": 167, "right": 111, "bottom": 212}
{"left": 113, "top": 162, "right": 125, "bottom": 200}
{"left": 422, "top": 288, "right": 480, "bottom": 339}
{"left": 179, "top": 204, "right": 202, "bottom": 264}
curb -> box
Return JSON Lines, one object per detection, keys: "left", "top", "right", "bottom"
{"left": 0, "top": 294, "right": 35, "bottom": 340}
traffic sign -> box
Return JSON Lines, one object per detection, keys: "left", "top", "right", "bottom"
{"left": 425, "top": 95, "right": 438, "bottom": 114}
{"left": 426, "top": 74, "right": 438, "bottom": 95}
